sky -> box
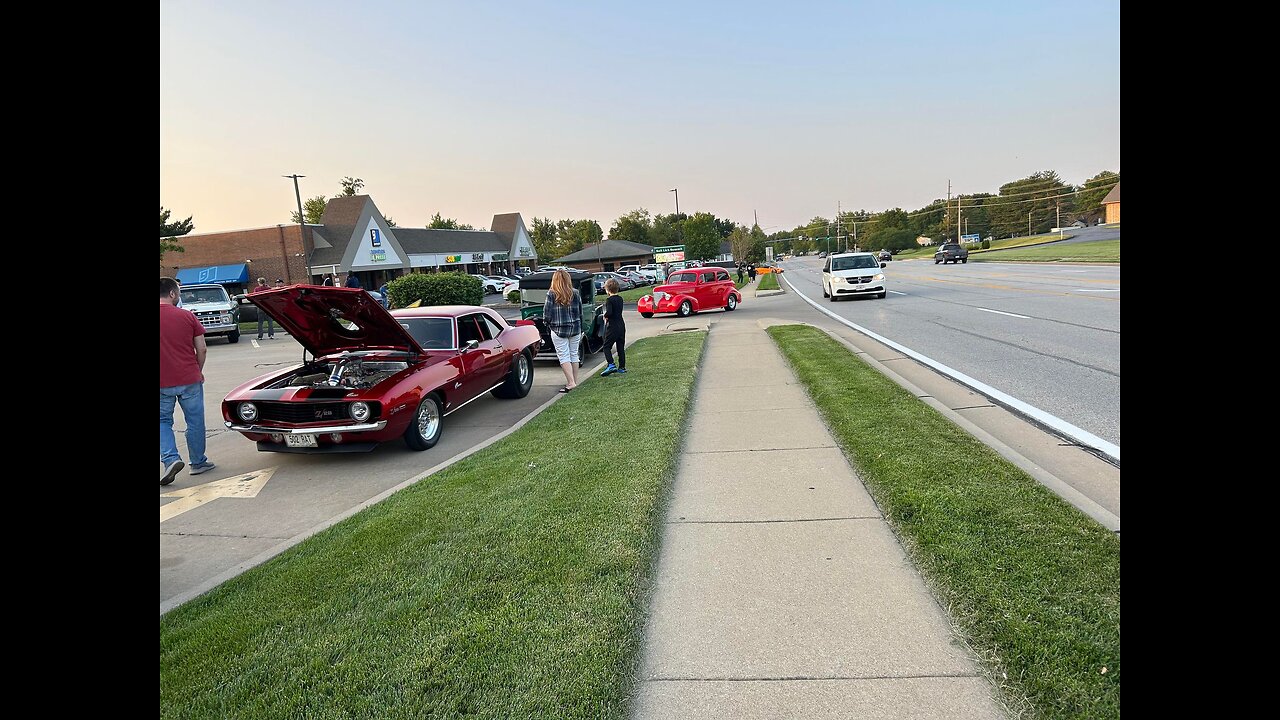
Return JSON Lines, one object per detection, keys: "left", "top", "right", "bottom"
{"left": 160, "top": 1, "right": 1120, "bottom": 235}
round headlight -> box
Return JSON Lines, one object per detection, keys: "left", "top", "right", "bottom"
{"left": 874, "top": 274, "right": 885, "bottom": 281}
{"left": 238, "top": 402, "right": 258, "bottom": 422}
{"left": 350, "top": 401, "right": 370, "bottom": 422}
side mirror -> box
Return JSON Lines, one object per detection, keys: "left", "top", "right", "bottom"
{"left": 881, "top": 262, "right": 887, "bottom": 268}
{"left": 463, "top": 339, "right": 480, "bottom": 352}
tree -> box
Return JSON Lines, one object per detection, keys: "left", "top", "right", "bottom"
{"left": 340, "top": 177, "right": 364, "bottom": 196}
{"left": 683, "top": 212, "right": 722, "bottom": 261}
{"left": 427, "top": 212, "right": 473, "bottom": 230}
{"left": 714, "top": 216, "right": 736, "bottom": 239}
{"left": 290, "top": 196, "right": 327, "bottom": 224}
{"left": 530, "top": 217, "right": 559, "bottom": 260}
{"left": 562, "top": 219, "right": 603, "bottom": 255}
{"left": 160, "top": 206, "right": 193, "bottom": 260}
{"left": 1074, "top": 171, "right": 1120, "bottom": 216}
{"left": 608, "top": 208, "right": 652, "bottom": 246}
{"left": 987, "top": 170, "right": 1070, "bottom": 238}
{"left": 650, "top": 212, "right": 686, "bottom": 247}
{"left": 728, "top": 225, "right": 752, "bottom": 262}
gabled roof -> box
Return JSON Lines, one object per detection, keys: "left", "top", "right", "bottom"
{"left": 394, "top": 228, "right": 509, "bottom": 254}
{"left": 320, "top": 195, "right": 369, "bottom": 226}
{"left": 555, "top": 240, "right": 655, "bottom": 263}
{"left": 1102, "top": 183, "right": 1120, "bottom": 204}
{"left": 490, "top": 213, "right": 523, "bottom": 244}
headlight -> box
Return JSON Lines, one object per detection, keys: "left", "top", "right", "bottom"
{"left": 220, "top": 313, "right": 232, "bottom": 323}
{"left": 874, "top": 274, "right": 884, "bottom": 281}
{"left": 238, "top": 402, "right": 258, "bottom": 422}
{"left": 350, "top": 401, "right": 370, "bottom": 422}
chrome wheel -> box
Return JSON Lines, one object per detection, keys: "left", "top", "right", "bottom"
{"left": 517, "top": 353, "right": 530, "bottom": 386}
{"left": 417, "top": 399, "right": 440, "bottom": 440}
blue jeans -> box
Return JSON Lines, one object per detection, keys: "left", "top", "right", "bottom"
{"left": 257, "top": 315, "right": 275, "bottom": 338}
{"left": 160, "top": 383, "right": 207, "bottom": 467}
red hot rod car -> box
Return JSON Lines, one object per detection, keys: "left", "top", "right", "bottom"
{"left": 223, "top": 285, "right": 541, "bottom": 453}
{"left": 637, "top": 267, "right": 742, "bottom": 318}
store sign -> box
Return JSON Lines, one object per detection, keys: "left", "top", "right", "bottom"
{"left": 518, "top": 246, "right": 533, "bottom": 257}
{"left": 471, "top": 253, "right": 485, "bottom": 263}
{"left": 446, "top": 255, "right": 462, "bottom": 263}
{"left": 493, "top": 253, "right": 508, "bottom": 261}
{"left": 370, "top": 228, "right": 382, "bottom": 247}
{"left": 370, "top": 249, "right": 386, "bottom": 262}
{"left": 654, "top": 245, "right": 686, "bottom": 263}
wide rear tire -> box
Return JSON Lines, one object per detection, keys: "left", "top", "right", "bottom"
{"left": 725, "top": 294, "right": 738, "bottom": 311}
{"left": 492, "top": 351, "right": 533, "bottom": 399}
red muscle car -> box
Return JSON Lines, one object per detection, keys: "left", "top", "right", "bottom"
{"left": 637, "top": 267, "right": 742, "bottom": 318}
{"left": 222, "top": 286, "right": 542, "bottom": 453}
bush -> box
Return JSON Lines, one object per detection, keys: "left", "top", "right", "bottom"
{"left": 387, "top": 272, "right": 483, "bottom": 308}
{"left": 507, "top": 289, "right": 520, "bottom": 304}
{"left": 981, "top": 239, "right": 991, "bottom": 249}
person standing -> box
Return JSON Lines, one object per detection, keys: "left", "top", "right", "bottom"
{"left": 748, "top": 264, "right": 757, "bottom": 281}
{"left": 345, "top": 273, "right": 362, "bottom": 289}
{"left": 736, "top": 264, "right": 744, "bottom": 283}
{"left": 250, "top": 277, "right": 275, "bottom": 339}
{"left": 160, "top": 277, "right": 215, "bottom": 485}
{"left": 543, "top": 269, "right": 583, "bottom": 392}
{"left": 600, "top": 278, "right": 627, "bottom": 377}
{"left": 322, "top": 273, "right": 334, "bottom": 286}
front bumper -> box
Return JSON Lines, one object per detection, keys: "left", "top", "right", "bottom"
{"left": 225, "top": 421, "right": 388, "bottom": 434}
{"left": 832, "top": 283, "right": 884, "bottom": 296}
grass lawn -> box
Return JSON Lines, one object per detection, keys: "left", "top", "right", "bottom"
{"left": 977, "top": 233, "right": 1073, "bottom": 252}
{"left": 972, "top": 238, "right": 1120, "bottom": 263}
{"left": 757, "top": 273, "right": 780, "bottom": 291}
{"left": 160, "top": 332, "right": 708, "bottom": 719}
{"left": 767, "top": 325, "right": 1120, "bottom": 719}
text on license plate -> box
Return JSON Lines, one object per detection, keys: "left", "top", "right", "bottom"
{"left": 285, "top": 434, "right": 318, "bottom": 448}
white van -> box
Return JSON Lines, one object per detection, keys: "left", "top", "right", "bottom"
{"left": 821, "top": 252, "right": 887, "bottom": 301}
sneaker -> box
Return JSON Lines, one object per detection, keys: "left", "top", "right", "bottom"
{"left": 600, "top": 364, "right": 617, "bottom": 377}
{"left": 189, "top": 462, "right": 217, "bottom": 476}
{"left": 618, "top": 368, "right": 627, "bottom": 374}
{"left": 257, "top": 335, "right": 264, "bottom": 340}
{"left": 161, "top": 461, "right": 184, "bottom": 486}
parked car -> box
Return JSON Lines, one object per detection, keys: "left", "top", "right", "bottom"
{"left": 822, "top": 252, "right": 887, "bottom": 301}
{"left": 514, "top": 270, "right": 605, "bottom": 365}
{"left": 180, "top": 284, "right": 241, "bottom": 343}
{"left": 934, "top": 243, "right": 968, "bottom": 264}
{"left": 638, "top": 267, "right": 742, "bottom": 318}
{"left": 593, "top": 272, "right": 635, "bottom": 294}
{"left": 754, "top": 263, "right": 783, "bottom": 274}
{"left": 618, "top": 265, "right": 658, "bottom": 283}
{"left": 366, "top": 289, "right": 390, "bottom": 309}
{"left": 621, "top": 270, "right": 649, "bottom": 287}
{"left": 471, "top": 274, "right": 503, "bottom": 294}
{"left": 817, "top": 251, "right": 828, "bottom": 258}
{"left": 222, "top": 286, "right": 541, "bottom": 453}
{"left": 233, "top": 293, "right": 258, "bottom": 324}
{"left": 878, "top": 250, "right": 893, "bottom": 262}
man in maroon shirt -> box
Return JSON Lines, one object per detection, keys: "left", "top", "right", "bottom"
{"left": 160, "top": 277, "right": 214, "bottom": 485}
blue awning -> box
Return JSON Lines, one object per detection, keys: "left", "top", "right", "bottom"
{"left": 175, "top": 264, "right": 250, "bottom": 286}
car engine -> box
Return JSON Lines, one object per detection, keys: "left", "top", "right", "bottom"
{"left": 269, "top": 358, "right": 409, "bottom": 390}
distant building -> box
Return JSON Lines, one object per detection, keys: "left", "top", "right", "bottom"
{"left": 554, "top": 240, "right": 655, "bottom": 273}
{"left": 1102, "top": 183, "right": 1120, "bottom": 224}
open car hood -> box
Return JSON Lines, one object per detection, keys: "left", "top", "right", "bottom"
{"left": 250, "top": 285, "right": 424, "bottom": 357}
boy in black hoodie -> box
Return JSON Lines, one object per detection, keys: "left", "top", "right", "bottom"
{"left": 600, "top": 278, "right": 627, "bottom": 376}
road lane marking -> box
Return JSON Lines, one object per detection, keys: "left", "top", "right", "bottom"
{"left": 160, "top": 468, "right": 276, "bottom": 523}
{"left": 1074, "top": 289, "right": 1120, "bottom": 293}
{"left": 888, "top": 290, "right": 907, "bottom": 295}
{"left": 977, "top": 307, "right": 1031, "bottom": 319}
{"left": 781, "top": 273, "right": 1120, "bottom": 463}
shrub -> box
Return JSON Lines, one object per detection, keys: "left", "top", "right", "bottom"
{"left": 981, "top": 239, "right": 991, "bottom": 249}
{"left": 387, "top": 272, "right": 483, "bottom": 308}
{"left": 507, "top": 289, "right": 520, "bottom": 304}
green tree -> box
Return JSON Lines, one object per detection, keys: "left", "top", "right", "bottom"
{"left": 340, "top": 177, "right": 364, "bottom": 196}
{"left": 608, "top": 208, "right": 652, "bottom": 246}
{"left": 683, "top": 212, "right": 722, "bottom": 261}
{"left": 650, "top": 212, "right": 686, "bottom": 247}
{"left": 160, "top": 206, "right": 193, "bottom": 260}
{"left": 987, "top": 170, "right": 1070, "bottom": 238}
{"left": 728, "top": 225, "right": 752, "bottom": 262}
{"left": 428, "top": 212, "right": 460, "bottom": 229}
{"left": 1074, "top": 171, "right": 1120, "bottom": 216}
{"left": 530, "top": 217, "right": 559, "bottom": 260}
{"left": 563, "top": 219, "right": 604, "bottom": 255}
{"left": 714, "top": 216, "right": 736, "bottom": 239}
{"left": 290, "top": 196, "right": 327, "bottom": 224}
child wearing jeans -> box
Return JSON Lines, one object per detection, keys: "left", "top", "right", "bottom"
{"left": 600, "top": 278, "right": 627, "bottom": 376}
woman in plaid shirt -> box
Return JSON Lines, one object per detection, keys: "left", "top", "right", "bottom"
{"left": 544, "top": 270, "right": 583, "bottom": 392}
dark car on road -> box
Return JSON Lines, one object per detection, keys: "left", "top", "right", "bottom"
{"left": 878, "top": 250, "right": 892, "bottom": 262}
{"left": 934, "top": 243, "right": 968, "bottom": 264}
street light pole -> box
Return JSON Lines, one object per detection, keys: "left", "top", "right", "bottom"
{"left": 285, "top": 174, "right": 311, "bottom": 282}
{"left": 669, "top": 188, "right": 679, "bottom": 217}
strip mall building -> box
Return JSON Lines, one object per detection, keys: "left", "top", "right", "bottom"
{"left": 161, "top": 195, "right": 539, "bottom": 292}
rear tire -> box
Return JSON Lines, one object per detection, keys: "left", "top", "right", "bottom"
{"left": 725, "top": 294, "right": 738, "bottom": 311}
{"left": 403, "top": 394, "right": 443, "bottom": 451}
{"left": 962, "top": 258, "right": 967, "bottom": 263}
{"left": 934, "top": 259, "right": 940, "bottom": 264}
{"left": 492, "top": 351, "right": 533, "bottom": 399}
{"left": 227, "top": 329, "right": 240, "bottom": 344}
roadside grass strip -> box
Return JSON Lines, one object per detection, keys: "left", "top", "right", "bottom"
{"left": 766, "top": 325, "right": 1119, "bottom": 719}
{"left": 971, "top": 238, "right": 1119, "bottom": 263}
{"left": 160, "top": 331, "right": 708, "bottom": 719}
{"left": 757, "top": 273, "right": 780, "bottom": 291}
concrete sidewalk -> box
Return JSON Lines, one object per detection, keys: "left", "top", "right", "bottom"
{"left": 631, "top": 315, "right": 1004, "bottom": 719}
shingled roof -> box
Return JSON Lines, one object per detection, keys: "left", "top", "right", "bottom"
{"left": 555, "top": 240, "right": 655, "bottom": 263}
{"left": 1102, "top": 183, "right": 1120, "bottom": 204}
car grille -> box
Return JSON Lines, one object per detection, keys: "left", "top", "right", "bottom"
{"left": 257, "top": 402, "right": 352, "bottom": 424}
{"left": 852, "top": 276, "right": 873, "bottom": 283}
{"left": 194, "top": 311, "right": 226, "bottom": 327}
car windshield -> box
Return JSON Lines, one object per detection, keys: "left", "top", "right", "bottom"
{"left": 181, "top": 287, "right": 228, "bottom": 304}
{"left": 669, "top": 272, "right": 698, "bottom": 283}
{"left": 831, "top": 256, "right": 879, "bottom": 271}
{"left": 398, "top": 317, "right": 455, "bottom": 350}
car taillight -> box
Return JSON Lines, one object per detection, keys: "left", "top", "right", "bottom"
{"left": 516, "top": 319, "right": 536, "bottom": 327}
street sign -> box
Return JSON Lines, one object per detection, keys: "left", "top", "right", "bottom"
{"left": 653, "top": 245, "right": 685, "bottom": 263}
{"left": 961, "top": 234, "right": 980, "bottom": 242}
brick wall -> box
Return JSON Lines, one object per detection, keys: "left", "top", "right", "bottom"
{"left": 159, "top": 225, "right": 313, "bottom": 283}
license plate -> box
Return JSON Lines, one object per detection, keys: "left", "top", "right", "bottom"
{"left": 285, "top": 433, "right": 318, "bottom": 448}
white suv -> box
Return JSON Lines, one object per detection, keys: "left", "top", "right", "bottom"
{"left": 822, "top": 252, "right": 887, "bottom": 301}
{"left": 618, "top": 264, "right": 658, "bottom": 283}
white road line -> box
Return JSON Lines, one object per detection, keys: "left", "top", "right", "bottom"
{"left": 977, "top": 307, "right": 1030, "bottom": 319}
{"left": 1074, "top": 289, "right": 1120, "bottom": 293}
{"left": 781, "top": 273, "right": 1120, "bottom": 463}
{"left": 888, "top": 290, "right": 908, "bottom": 295}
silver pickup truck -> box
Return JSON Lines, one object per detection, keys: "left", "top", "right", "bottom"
{"left": 179, "top": 284, "right": 241, "bottom": 343}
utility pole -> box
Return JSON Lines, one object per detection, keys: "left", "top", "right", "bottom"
{"left": 284, "top": 174, "right": 311, "bottom": 282}
{"left": 946, "top": 180, "right": 951, "bottom": 242}
{"left": 670, "top": 188, "right": 679, "bottom": 217}
{"left": 836, "top": 201, "right": 842, "bottom": 253}
{"left": 1028, "top": 209, "right": 1032, "bottom": 237}
{"left": 1056, "top": 201, "right": 1062, "bottom": 237}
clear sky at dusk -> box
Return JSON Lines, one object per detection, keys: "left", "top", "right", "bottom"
{"left": 160, "top": 1, "right": 1120, "bottom": 235}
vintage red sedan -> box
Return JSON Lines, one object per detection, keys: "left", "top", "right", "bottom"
{"left": 637, "top": 267, "right": 742, "bottom": 318}
{"left": 223, "top": 286, "right": 542, "bottom": 453}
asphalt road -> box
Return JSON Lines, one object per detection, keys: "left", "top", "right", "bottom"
{"left": 780, "top": 255, "right": 1120, "bottom": 449}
